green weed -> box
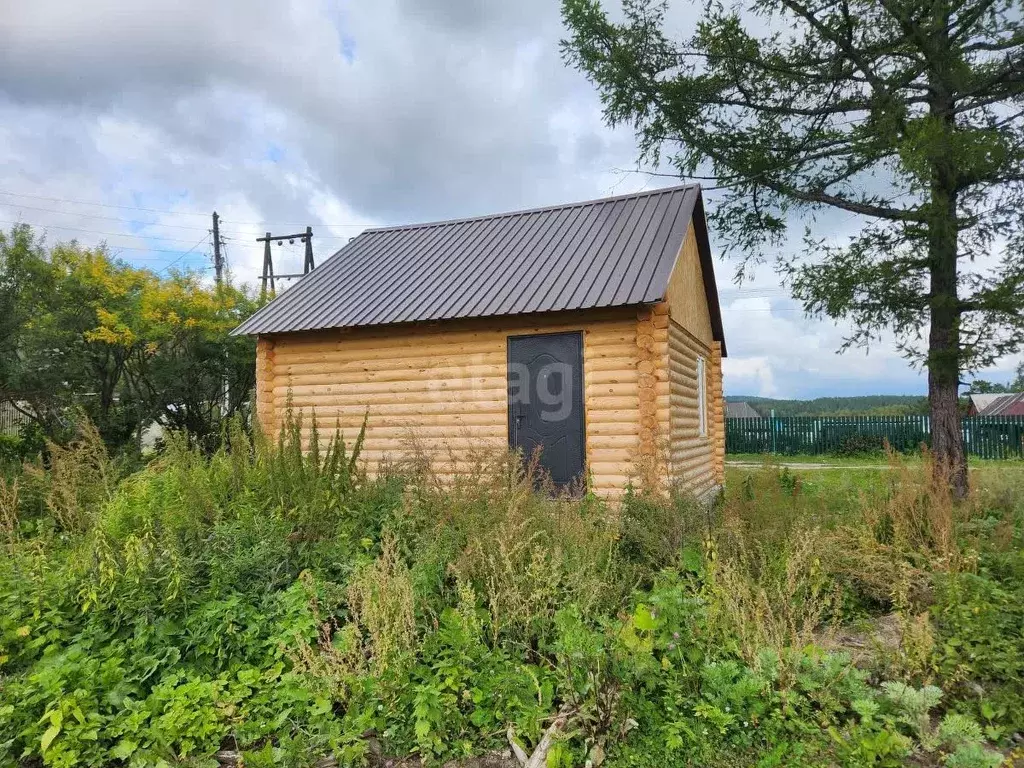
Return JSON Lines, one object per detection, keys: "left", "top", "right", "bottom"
{"left": 0, "top": 423, "right": 1019, "bottom": 767}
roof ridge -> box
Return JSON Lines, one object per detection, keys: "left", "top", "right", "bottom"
{"left": 362, "top": 182, "right": 701, "bottom": 234}
{"left": 231, "top": 182, "right": 726, "bottom": 352}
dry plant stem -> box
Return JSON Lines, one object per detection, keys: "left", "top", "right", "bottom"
{"left": 507, "top": 710, "right": 573, "bottom": 768}
{"left": 0, "top": 477, "right": 18, "bottom": 543}
{"left": 347, "top": 533, "right": 416, "bottom": 673}
{"left": 35, "top": 420, "right": 112, "bottom": 534}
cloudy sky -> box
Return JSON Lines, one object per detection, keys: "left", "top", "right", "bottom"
{"left": 1, "top": 0, "right": 1019, "bottom": 398}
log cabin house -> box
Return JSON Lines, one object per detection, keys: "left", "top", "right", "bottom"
{"left": 234, "top": 184, "right": 727, "bottom": 499}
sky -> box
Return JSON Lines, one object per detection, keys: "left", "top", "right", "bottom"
{"left": 0, "top": 0, "right": 1019, "bottom": 399}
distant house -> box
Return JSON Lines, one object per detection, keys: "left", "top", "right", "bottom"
{"left": 968, "top": 392, "right": 1024, "bottom": 416}
{"left": 0, "top": 401, "right": 29, "bottom": 436}
{"left": 235, "top": 184, "right": 727, "bottom": 498}
{"left": 726, "top": 401, "right": 761, "bottom": 419}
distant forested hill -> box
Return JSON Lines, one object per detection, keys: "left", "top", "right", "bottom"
{"left": 725, "top": 395, "right": 929, "bottom": 417}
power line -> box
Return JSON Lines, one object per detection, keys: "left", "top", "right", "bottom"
{"left": 0, "top": 189, "right": 369, "bottom": 228}
{"left": 721, "top": 307, "right": 805, "bottom": 312}
{"left": 0, "top": 217, "right": 217, "bottom": 262}
{"left": 0, "top": 190, "right": 217, "bottom": 218}
{"left": 0, "top": 200, "right": 357, "bottom": 240}
{"left": 0, "top": 217, "right": 211, "bottom": 245}
{"left": 0, "top": 201, "right": 216, "bottom": 232}
{"left": 720, "top": 290, "right": 790, "bottom": 297}
{"left": 160, "top": 234, "right": 211, "bottom": 274}
{"left": 223, "top": 230, "right": 351, "bottom": 240}
{"left": 105, "top": 250, "right": 209, "bottom": 259}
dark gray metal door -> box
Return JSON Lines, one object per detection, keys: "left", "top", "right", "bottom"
{"left": 507, "top": 332, "right": 585, "bottom": 487}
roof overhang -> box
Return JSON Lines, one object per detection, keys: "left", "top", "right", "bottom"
{"left": 687, "top": 191, "right": 727, "bottom": 357}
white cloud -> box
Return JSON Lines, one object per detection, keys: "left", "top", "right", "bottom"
{"left": 0, "top": 0, "right": 1015, "bottom": 398}
{"left": 722, "top": 355, "right": 779, "bottom": 398}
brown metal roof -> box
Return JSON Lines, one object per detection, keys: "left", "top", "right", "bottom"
{"left": 973, "top": 392, "right": 1024, "bottom": 416}
{"left": 234, "top": 183, "right": 725, "bottom": 353}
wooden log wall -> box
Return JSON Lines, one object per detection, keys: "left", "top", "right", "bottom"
{"left": 659, "top": 221, "right": 720, "bottom": 498}
{"left": 255, "top": 337, "right": 276, "bottom": 435}
{"left": 666, "top": 321, "right": 715, "bottom": 497}
{"left": 256, "top": 307, "right": 653, "bottom": 498}
{"left": 709, "top": 341, "right": 725, "bottom": 484}
{"left": 632, "top": 303, "right": 671, "bottom": 491}
{"left": 664, "top": 222, "right": 713, "bottom": 344}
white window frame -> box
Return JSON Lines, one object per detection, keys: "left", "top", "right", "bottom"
{"left": 696, "top": 355, "right": 708, "bottom": 437}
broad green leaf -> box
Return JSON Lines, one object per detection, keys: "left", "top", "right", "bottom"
{"left": 111, "top": 739, "right": 138, "bottom": 759}
{"left": 633, "top": 603, "right": 656, "bottom": 632}
{"left": 41, "top": 724, "right": 61, "bottom": 753}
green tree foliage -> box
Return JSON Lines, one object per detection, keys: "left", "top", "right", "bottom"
{"left": 965, "top": 360, "right": 1024, "bottom": 393}
{"left": 729, "top": 394, "right": 930, "bottom": 416}
{"left": 0, "top": 226, "right": 61, "bottom": 434}
{"left": 130, "top": 272, "right": 261, "bottom": 451}
{"left": 561, "top": 0, "right": 1024, "bottom": 495}
{"left": 0, "top": 225, "right": 258, "bottom": 453}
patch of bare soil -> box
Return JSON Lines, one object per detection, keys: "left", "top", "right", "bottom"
{"left": 825, "top": 612, "right": 904, "bottom": 667}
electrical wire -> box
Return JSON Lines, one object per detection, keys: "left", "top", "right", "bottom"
{"left": 0, "top": 189, "right": 214, "bottom": 218}
{"left": 159, "top": 234, "right": 211, "bottom": 274}
{"left": 0, "top": 203, "right": 359, "bottom": 243}
{"left": 0, "top": 201, "right": 216, "bottom": 231}
{"left": 0, "top": 189, "right": 368, "bottom": 228}
{"left": 0, "top": 193, "right": 825, "bottom": 304}
{"left": 721, "top": 307, "right": 805, "bottom": 312}
{"left": 0, "top": 217, "right": 218, "bottom": 265}
{"left": 0, "top": 217, "right": 211, "bottom": 245}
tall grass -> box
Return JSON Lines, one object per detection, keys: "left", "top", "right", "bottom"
{"left": 703, "top": 451, "right": 1018, "bottom": 666}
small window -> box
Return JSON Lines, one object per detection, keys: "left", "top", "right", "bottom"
{"left": 696, "top": 355, "right": 708, "bottom": 437}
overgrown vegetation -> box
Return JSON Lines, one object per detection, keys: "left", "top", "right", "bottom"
{"left": 0, "top": 224, "right": 258, "bottom": 455}
{"left": 1, "top": 420, "right": 1022, "bottom": 767}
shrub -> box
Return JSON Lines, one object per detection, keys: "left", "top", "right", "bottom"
{"left": 619, "top": 485, "right": 706, "bottom": 572}
{"left": 0, "top": 476, "right": 17, "bottom": 543}
{"left": 0, "top": 421, "right": 46, "bottom": 472}
{"left": 0, "top": 433, "right": 22, "bottom": 468}
{"left": 931, "top": 564, "right": 1024, "bottom": 733}
{"left": 834, "top": 433, "right": 887, "bottom": 457}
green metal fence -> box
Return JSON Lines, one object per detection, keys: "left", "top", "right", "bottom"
{"left": 725, "top": 415, "right": 1024, "bottom": 459}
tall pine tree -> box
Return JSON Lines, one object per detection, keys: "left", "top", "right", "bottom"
{"left": 563, "top": 0, "right": 1024, "bottom": 494}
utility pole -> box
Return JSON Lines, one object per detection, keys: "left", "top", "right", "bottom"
{"left": 303, "top": 225, "right": 315, "bottom": 273}
{"left": 212, "top": 211, "right": 224, "bottom": 287}
{"left": 211, "top": 211, "right": 230, "bottom": 417}
{"left": 259, "top": 231, "right": 276, "bottom": 300}
{"left": 257, "top": 228, "right": 315, "bottom": 300}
